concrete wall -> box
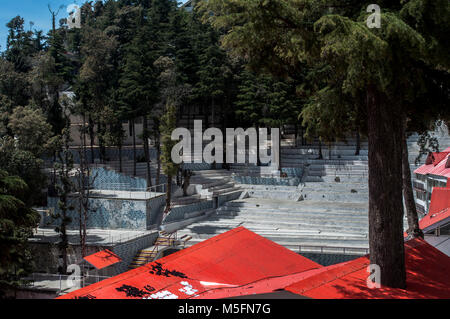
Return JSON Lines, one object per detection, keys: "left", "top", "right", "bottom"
{"left": 29, "top": 242, "right": 107, "bottom": 274}
{"left": 29, "top": 231, "right": 159, "bottom": 276}
{"left": 147, "top": 195, "right": 166, "bottom": 228}
{"left": 163, "top": 200, "right": 215, "bottom": 224}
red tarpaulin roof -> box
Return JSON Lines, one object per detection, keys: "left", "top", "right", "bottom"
{"left": 285, "top": 238, "right": 450, "bottom": 299}
{"left": 83, "top": 250, "right": 122, "bottom": 270}
{"left": 59, "top": 227, "right": 321, "bottom": 299}
{"left": 419, "top": 187, "right": 450, "bottom": 233}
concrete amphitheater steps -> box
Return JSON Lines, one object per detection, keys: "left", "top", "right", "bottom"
{"left": 176, "top": 198, "right": 369, "bottom": 254}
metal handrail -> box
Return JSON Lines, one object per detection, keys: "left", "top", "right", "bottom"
{"left": 298, "top": 245, "right": 369, "bottom": 255}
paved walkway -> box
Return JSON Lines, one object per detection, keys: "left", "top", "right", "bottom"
{"left": 30, "top": 228, "right": 157, "bottom": 246}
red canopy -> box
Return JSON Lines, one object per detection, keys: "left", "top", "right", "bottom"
{"left": 83, "top": 249, "right": 122, "bottom": 270}
{"left": 59, "top": 227, "right": 321, "bottom": 299}
{"left": 285, "top": 238, "right": 450, "bottom": 299}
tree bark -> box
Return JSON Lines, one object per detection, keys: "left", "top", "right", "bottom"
{"left": 156, "top": 137, "right": 161, "bottom": 187}
{"left": 402, "top": 116, "right": 424, "bottom": 239}
{"left": 328, "top": 142, "right": 332, "bottom": 160}
{"left": 355, "top": 130, "right": 361, "bottom": 156}
{"left": 165, "top": 176, "right": 172, "bottom": 214}
{"left": 367, "top": 85, "right": 406, "bottom": 289}
{"left": 98, "top": 121, "right": 106, "bottom": 163}
{"left": 143, "top": 115, "right": 152, "bottom": 188}
{"left": 132, "top": 119, "right": 137, "bottom": 177}
{"left": 318, "top": 138, "right": 323, "bottom": 159}
{"left": 119, "top": 144, "right": 123, "bottom": 173}
{"left": 89, "top": 115, "right": 95, "bottom": 164}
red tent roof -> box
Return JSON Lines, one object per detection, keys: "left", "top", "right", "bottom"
{"left": 285, "top": 238, "right": 450, "bottom": 299}
{"left": 58, "top": 227, "right": 321, "bottom": 299}
{"left": 83, "top": 250, "right": 122, "bottom": 270}
{"left": 419, "top": 187, "right": 450, "bottom": 233}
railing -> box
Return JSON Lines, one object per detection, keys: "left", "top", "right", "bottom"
{"left": 87, "top": 185, "right": 165, "bottom": 200}
{"left": 298, "top": 245, "right": 369, "bottom": 255}
{"left": 146, "top": 231, "right": 178, "bottom": 263}
{"left": 23, "top": 273, "right": 112, "bottom": 296}
{"left": 149, "top": 183, "right": 167, "bottom": 194}
{"left": 32, "top": 228, "right": 154, "bottom": 246}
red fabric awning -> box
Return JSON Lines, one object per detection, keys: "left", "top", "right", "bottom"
{"left": 83, "top": 249, "right": 122, "bottom": 270}
{"left": 59, "top": 227, "right": 321, "bottom": 299}
{"left": 285, "top": 238, "right": 450, "bottom": 299}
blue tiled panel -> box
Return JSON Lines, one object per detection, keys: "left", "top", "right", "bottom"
{"left": 45, "top": 196, "right": 148, "bottom": 230}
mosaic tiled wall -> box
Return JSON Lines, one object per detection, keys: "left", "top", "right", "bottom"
{"left": 45, "top": 196, "right": 148, "bottom": 230}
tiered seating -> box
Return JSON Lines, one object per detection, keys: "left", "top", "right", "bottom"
{"left": 177, "top": 198, "right": 370, "bottom": 254}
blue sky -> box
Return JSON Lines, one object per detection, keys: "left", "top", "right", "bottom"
{"left": 0, "top": 0, "right": 188, "bottom": 51}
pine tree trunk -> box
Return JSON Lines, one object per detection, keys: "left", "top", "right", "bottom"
{"left": 143, "top": 115, "right": 152, "bottom": 188}
{"left": 367, "top": 85, "right": 406, "bottom": 289}
{"left": 294, "top": 123, "right": 298, "bottom": 147}
{"left": 132, "top": 119, "right": 137, "bottom": 177}
{"left": 61, "top": 212, "right": 68, "bottom": 275}
{"left": 318, "top": 139, "right": 323, "bottom": 159}
{"left": 328, "top": 142, "right": 332, "bottom": 160}
{"left": 119, "top": 144, "right": 123, "bottom": 173}
{"left": 355, "top": 130, "right": 361, "bottom": 156}
{"left": 211, "top": 99, "right": 215, "bottom": 127}
{"left": 156, "top": 139, "right": 161, "bottom": 187}
{"left": 256, "top": 125, "right": 261, "bottom": 166}
{"left": 278, "top": 127, "right": 282, "bottom": 171}
{"left": 402, "top": 116, "right": 423, "bottom": 239}
{"left": 165, "top": 176, "right": 172, "bottom": 213}
{"left": 89, "top": 116, "right": 95, "bottom": 164}
{"left": 98, "top": 121, "right": 106, "bottom": 163}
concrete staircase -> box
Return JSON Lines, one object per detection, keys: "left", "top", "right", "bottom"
{"left": 177, "top": 198, "right": 370, "bottom": 255}
{"left": 190, "top": 170, "right": 242, "bottom": 200}
{"left": 129, "top": 231, "right": 184, "bottom": 269}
